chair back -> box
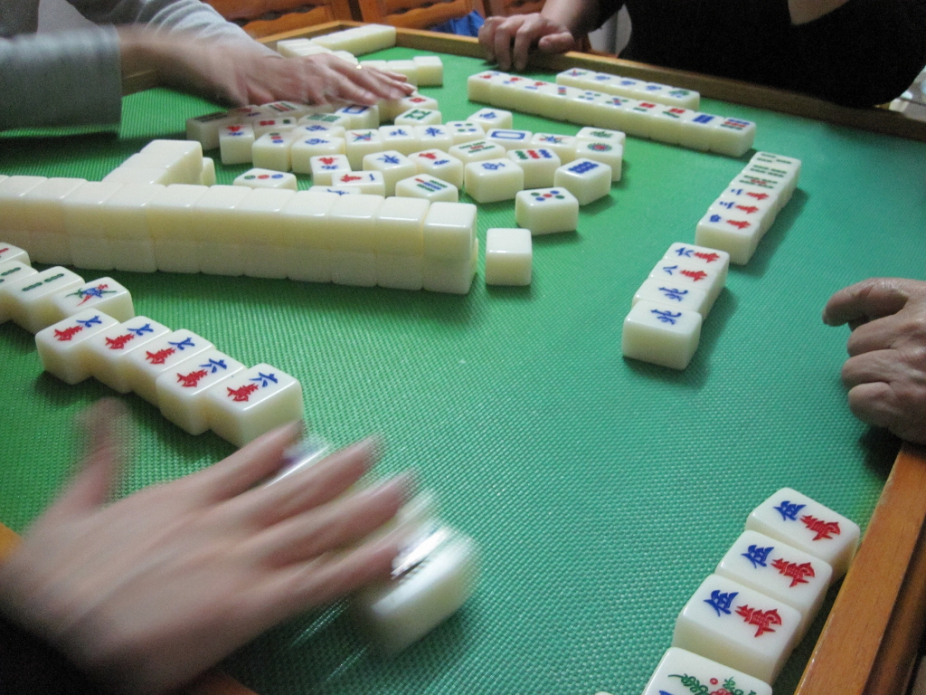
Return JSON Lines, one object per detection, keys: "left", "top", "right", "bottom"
{"left": 205, "top": 0, "right": 354, "bottom": 37}
{"left": 355, "top": 0, "right": 476, "bottom": 29}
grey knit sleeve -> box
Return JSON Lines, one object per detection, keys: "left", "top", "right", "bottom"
{"left": 0, "top": 25, "right": 122, "bottom": 131}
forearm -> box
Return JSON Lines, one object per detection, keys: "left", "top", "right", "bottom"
{"left": 0, "top": 27, "right": 122, "bottom": 131}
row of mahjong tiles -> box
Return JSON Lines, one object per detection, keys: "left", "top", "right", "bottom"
{"left": 0, "top": 247, "right": 481, "bottom": 652}
{"left": 631, "top": 488, "right": 861, "bottom": 694}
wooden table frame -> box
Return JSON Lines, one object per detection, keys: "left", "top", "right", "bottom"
{"left": 41, "top": 23, "right": 926, "bottom": 695}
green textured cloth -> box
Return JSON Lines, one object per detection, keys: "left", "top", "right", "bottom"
{"left": 1, "top": 48, "right": 925, "bottom": 695}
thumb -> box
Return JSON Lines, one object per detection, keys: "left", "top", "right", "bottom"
{"left": 48, "top": 399, "right": 131, "bottom": 520}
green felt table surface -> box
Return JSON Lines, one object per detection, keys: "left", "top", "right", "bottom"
{"left": 1, "top": 46, "right": 925, "bottom": 695}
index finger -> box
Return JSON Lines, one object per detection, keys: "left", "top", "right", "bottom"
{"left": 822, "top": 277, "right": 914, "bottom": 327}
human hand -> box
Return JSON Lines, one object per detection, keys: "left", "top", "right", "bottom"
{"left": 823, "top": 277, "right": 926, "bottom": 443}
{"left": 479, "top": 13, "right": 577, "bottom": 71}
{"left": 121, "top": 30, "right": 414, "bottom": 106}
{"left": 0, "top": 400, "right": 410, "bottom": 694}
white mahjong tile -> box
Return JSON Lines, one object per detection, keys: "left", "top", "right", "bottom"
{"left": 280, "top": 190, "right": 337, "bottom": 283}
{"left": 84, "top": 316, "right": 171, "bottom": 393}
{"left": 374, "top": 196, "right": 430, "bottom": 256}
{"left": 342, "top": 129, "right": 385, "bottom": 170}
{"left": 262, "top": 101, "right": 312, "bottom": 118}
{"left": 232, "top": 188, "right": 296, "bottom": 279}
{"left": 672, "top": 574, "right": 802, "bottom": 683}
{"left": 621, "top": 100, "right": 660, "bottom": 138}
{"left": 292, "top": 122, "right": 346, "bottom": 140}
{"left": 23, "top": 178, "right": 86, "bottom": 265}
{"left": 555, "top": 68, "right": 595, "bottom": 90}
{"left": 326, "top": 194, "right": 384, "bottom": 285}
{"left": 552, "top": 158, "right": 612, "bottom": 206}
{"left": 310, "top": 154, "right": 352, "bottom": 186}
{"left": 251, "top": 131, "right": 296, "bottom": 172}
{"left": 708, "top": 194, "right": 777, "bottom": 235}
{"left": 485, "top": 128, "right": 533, "bottom": 151}
{"left": 485, "top": 227, "right": 531, "bottom": 286}
{"left": 103, "top": 160, "right": 171, "bottom": 186}
{"left": 513, "top": 79, "right": 554, "bottom": 115}
{"left": 290, "top": 134, "right": 346, "bottom": 174}
{"left": 716, "top": 530, "right": 833, "bottom": 641}
{"left": 530, "top": 133, "right": 577, "bottom": 164}
{"left": 395, "top": 174, "right": 458, "bottom": 202}
{"left": 362, "top": 150, "right": 415, "bottom": 196}
{"left": 576, "top": 127, "right": 626, "bottom": 147}
{"left": 662, "top": 243, "right": 730, "bottom": 287}
{"left": 632, "top": 277, "right": 711, "bottom": 317}
{"left": 49, "top": 277, "right": 134, "bottom": 324}
{"left": 376, "top": 252, "right": 423, "bottom": 291}
{"left": 394, "top": 108, "right": 442, "bottom": 127}
{"left": 335, "top": 103, "right": 379, "bottom": 130}
{"left": 193, "top": 185, "right": 250, "bottom": 277}
{"left": 729, "top": 171, "right": 788, "bottom": 211}
{"left": 533, "top": 84, "right": 580, "bottom": 121}
{"left": 378, "top": 125, "right": 419, "bottom": 156}
{"left": 413, "top": 124, "right": 453, "bottom": 152}
{"left": 0, "top": 266, "right": 84, "bottom": 333}
{"left": 621, "top": 300, "right": 702, "bottom": 370}
{"left": 0, "top": 243, "right": 31, "bottom": 267}
{"left": 308, "top": 186, "right": 359, "bottom": 196}
{"left": 330, "top": 170, "right": 386, "bottom": 196}
{"left": 514, "top": 188, "right": 578, "bottom": 235}
{"left": 663, "top": 87, "right": 701, "bottom": 109}
{"left": 467, "top": 107, "right": 513, "bottom": 131}
{"left": 648, "top": 105, "right": 691, "bottom": 145}
{"left": 200, "top": 157, "right": 216, "bottom": 186}
{"left": 695, "top": 209, "right": 762, "bottom": 266}
{"left": 103, "top": 183, "right": 160, "bottom": 272}
{"left": 0, "top": 261, "right": 37, "bottom": 322}
{"left": 205, "top": 363, "right": 303, "bottom": 447}
{"left": 422, "top": 202, "right": 476, "bottom": 261}
{"left": 411, "top": 56, "right": 442, "bottom": 86}
{"left": 137, "top": 140, "right": 204, "bottom": 185}
{"left": 156, "top": 348, "right": 245, "bottom": 435}
{"left": 35, "top": 310, "right": 119, "bottom": 385}
{"left": 0, "top": 176, "right": 45, "bottom": 251}
{"left": 409, "top": 150, "right": 465, "bottom": 188}
{"left": 385, "top": 60, "right": 417, "bottom": 86}
{"left": 233, "top": 168, "right": 298, "bottom": 191}
{"left": 463, "top": 158, "right": 524, "bottom": 204}
{"left": 678, "top": 112, "right": 723, "bottom": 151}
{"left": 392, "top": 94, "right": 438, "bottom": 120}
{"left": 649, "top": 257, "right": 724, "bottom": 308}
{"left": 719, "top": 183, "right": 783, "bottom": 217}
{"left": 466, "top": 70, "right": 508, "bottom": 103}
{"left": 595, "top": 96, "right": 635, "bottom": 132}
{"left": 251, "top": 117, "right": 298, "bottom": 139}
{"left": 743, "top": 154, "right": 800, "bottom": 202}
{"left": 219, "top": 124, "right": 255, "bottom": 165}
{"left": 447, "top": 139, "right": 506, "bottom": 166}
{"left": 298, "top": 111, "right": 351, "bottom": 130}
{"left": 609, "top": 76, "right": 646, "bottom": 99}
{"left": 62, "top": 180, "right": 123, "bottom": 271}
{"left": 124, "top": 329, "right": 214, "bottom": 406}
{"left": 489, "top": 74, "right": 531, "bottom": 110}
{"left": 186, "top": 111, "right": 240, "bottom": 150}
{"left": 746, "top": 488, "right": 861, "bottom": 580}
{"left": 444, "top": 121, "right": 484, "bottom": 146}
{"left": 641, "top": 648, "right": 771, "bottom": 695}
{"left": 572, "top": 140, "right": 623, "bottom": 181}
{"left": 423, "top": 237, "right": 477, "bottom": 294}
{"left": 567, "top": 91, "right": 610, "bottom": 126}
{"left": 147, "top": 184, "right": 208, "bottom": 273}
{"left": 710, "top": 117, "right": 756, "bottom": 157}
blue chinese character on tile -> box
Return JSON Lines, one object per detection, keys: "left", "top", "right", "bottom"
{"left": 742, "top": 544, "right": 773, "bottom": 568}
{"left": 658, "top": 287, "right": 688, "bottom": 302}
{"left": 129, "top": 323, "right": 153, "bottom": 336}
{"left": 380, "top": 154, "right": 401, "bottom": 165}
{"left": 704, "top": 590, "right": 737, "bottom": 616}
{"left": 774, "top": 500, "right": 806, "bottom": 522}
{"left": 251, "top": 372, "right": 279, "bottom": 388}
{"left": 201, "top": 359, "right": 228, "bottom": 373}
{"left": 170, "top": 337, "right": 196, "bottom": 350}
{"left": 651, "top": 309, "right": 682, "bottom": 325}
{"left": 481, "top": 162, "right": 503, "bottom": 170}
{"left": 77, "top": 315, "right": 103, "bottom": 328}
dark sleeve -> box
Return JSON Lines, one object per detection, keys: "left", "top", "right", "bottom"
{"left": 0, "top": 612, "right": 101, "bottom": 694}
{"left": 789, "top": 0, "right": 926, "bottom": 107}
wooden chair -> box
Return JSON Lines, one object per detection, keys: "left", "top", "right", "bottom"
{"left": 355, "top": 0, "right": 479, "bottom": 30}
{"left": 205, "top": 0, "right": 354, "bottom": 38}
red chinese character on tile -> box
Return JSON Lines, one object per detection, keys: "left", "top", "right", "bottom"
{"left": 735, "top": 605, "right": 782, "bottom": 637}
{"left": 146, "top": 348, "right": 175, "bottom": 365}
{"left": 681, "top": 270, "right": 708, "bottom": 282}
{"left": 54, "top": 326, "right": 83, "bottom": 341}
{"left": 771, "top": 558, "right": 816, "bottom": 588}
{"left": 227, "top": 383, "right": 259, "bottom": 402}
{"left": 177, "top": 369, "right": 208, "bottom": 388}
{"left": 105, "top": 334, "right": 135, "bottom": 350}
{"left": 801, "top": 515, "right": 841, "bottom": 541}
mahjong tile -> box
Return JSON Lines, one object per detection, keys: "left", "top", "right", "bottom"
{"left": 124, "top": 329, "right": 215, "bottom": 406}
{"left": 156, "top": 348, "right": 246, "bottom": 435}
{"left": 35, "top": 310, "right": 119, "bottom": 384}
{"left": 49, "top": 277, "right": 134, "bottom": 324}
{"left": 84, "top": 316, "right": 172, "bottom": 393}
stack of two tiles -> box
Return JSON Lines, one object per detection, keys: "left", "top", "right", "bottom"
{"left": 644, "top": 489, "right": 861, "bottom": 693}
{"left": 696, "top": 152, "right": 802, "bottom": 265}
{"left": 622, "top": 243, "right": 729, "bottom": 370}
{"left": 103, "top": 140, "right": 211, "bottom": 186}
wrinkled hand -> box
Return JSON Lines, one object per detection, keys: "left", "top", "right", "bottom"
{"left": 823, "top": 277, "right": 926, "bottom": 443}
{"left": 478, "top": 13, "right": 577, "bottom": 71}
{"left": 0, "top": 400, "right": 410, "bottom": 694}
{"left": 122, "top": 30, "right": 414, "bottom": 106}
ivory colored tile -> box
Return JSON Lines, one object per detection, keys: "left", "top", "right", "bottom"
{"left": 485, "top": 128, "right": 533, "bottom": 151}
{"left": 290, "top": 135, "right": 346, "bottom": 174}
{"left": 553, "top": 158, "right": 611, "bottom": 205}
{"left": 138, "top": 140, "right": 204, "bottom": 184}
{"left": 124, "top": 329, "right": 215, "bottom": 406}
{"left": 632, "top": 277, "right": 711, "bottom": 318}
{"left": 485, "top": 228, "right": 531, "bottom": 286}
{"left": 573, "top": 141, "right": 623, "bottom": 182}
{"left": 0, "top": 261, "right": 37, "bottom": 323}
{"left": 395, "top": 174, "right": 458, "bottom": 202}
{"left": 378, "top": 125, "right": 419, "bottom": 156}
{"left": 621, "top": 300, "right": 702, "bottom": 370}
{"left": 413, "top": 124, "right": 453, "bottom": 152}
{"left": 335, "top": 103, "right": 380, "bottom": 130}
{"left": 695, "top": 209, "right": 761, "bottom": 266}
{"left": 49, "top": 277, "right": 134, "bottom": 324}
{"left": 101, "top": 183, "right": 162, "bottom": 273}
{"left": 63, "top": 180, "right": 125, "bottom": 271}
{"left": 0, "top": 266, "right": 84, "bottom": 333}
{"left": 409, "top": 150, "right": 464, "bottom": 188}
{"left": 329, "top": 170, "right": 386, "bottom": 196}
{"left": 466, "top": 70, "right": 508, "bottom": 103}
{"left": 394, "top": 108, "right": 442, "bottom": 127}
{"left": 231, "top": 188, "right": 296, "bottom": 279}
{"left": 672, "top": 574, "right": 801, "bottom": 683}
{"left": 147, "top": 184, "right": 208, "bottom": 273}
{"left": 746, "top": 488, "right": 860, "bottom": 580}
{"left": 251, "top": 131, "right": 296, "bottom": 172}
{"left": 412, "top": 56, "right": 443, "bottom": 86}
{"left": 310, "top": 154, "right": 352, "bottom": 185}
{"left": 514, "top": 188, "right": 578, "bottom": 235}
{"left": 507, "top": 148, "right": 561, "bottom": 189}
{"left": 463, "top": 158, "right": 524, "bottom": 203}
{"left": 83, "top": 316, "right": 171, "bottom": 393}
{"left": 193, "top": 185, "right": 250, "bottom": 277}
{"left": 200, "top": 157, "right": 216, "bottom": 186}
{"left": 448, "top": 139, "right": 506, "bottom": 166}
{"left": 205, "top": 363, "right": 303, "bottom": 447}
{"left": 35, "top": 310, "right": 119, "bottom": 384}
{"left": 662, "top": 243, "right": 730, "bottom": 287}
{"left": 343, "top": 129, "right": 384, "bottom": 170}
{"left": 22, "top": 178, "right": 86, "bottom": 265}
{"left": 233, "top": 168, "right": 298, "bottom": 191}
{"left": 0, "top": 243, "right": 31, "bottom": 267}
{"left": 641, "top": 648, "right": 771, "bottom": 695}
{"left": 422, "top": 238, "right": 477, "bottom": 294}
{"left": 362, "top": 150, "right": 415, "bottom": 196}
{"left": 710, "top": 118, "right": 757, "bottom": 157}
{"left": 219, "top": 124, "right": 255, "bottom": 165}
{"left": 280, "top": 190, "right": 338, "bottom": 283}
{"left": 422, "top": 202, "right": 476, "bottom": 261}
{"left": 467, "top": 107, "right": 513, "bottom": 130}
{"left": 374, "top": 196, "right": 429, "bottom": 256}
{"left": 186, "top": 111, "right": 240, "bottom": 150}
{"left": 156, "top": 348, "right": 245, "bottom": 435}
{"left": 649, "top": 257, "right": 724, "bottom": 309}
{"left": 530, "top": 133, "right": 577, "bottom": 164}
{"left": 376, "top": 252, "right": 423, "bottom": 291}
